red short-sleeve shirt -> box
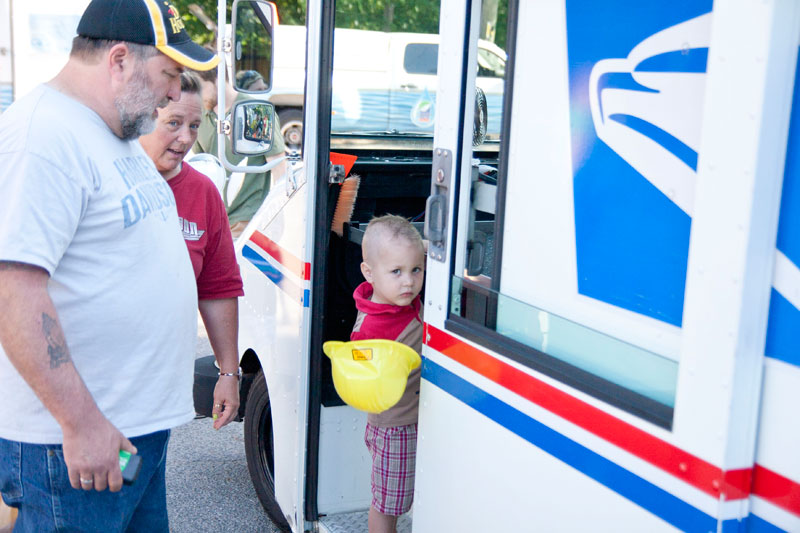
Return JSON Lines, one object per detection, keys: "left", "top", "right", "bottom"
{"left": 168, "top": 163, "right": 244, "bottom": 300}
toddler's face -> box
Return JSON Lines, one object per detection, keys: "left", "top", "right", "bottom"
{"left": 363, "top": 237, "right": 425, "bottom": 307}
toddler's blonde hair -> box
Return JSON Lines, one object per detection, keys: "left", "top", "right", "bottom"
{"left": 362, "top": 215, "right": 424, "bottom": 263}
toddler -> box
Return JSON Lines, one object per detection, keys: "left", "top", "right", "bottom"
{"left": 351, "top": 214, "right": 425, "bottom": 533}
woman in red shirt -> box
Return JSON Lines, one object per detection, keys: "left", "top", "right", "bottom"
{"left": 140, "top": 72, "right": 244, "bottom": 430}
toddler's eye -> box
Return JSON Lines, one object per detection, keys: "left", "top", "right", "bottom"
{"left": 391, "top": 269, "right": 400, "bottom": 275}
{"left": 412, "top": 267, "right": 421, "bottom": 273}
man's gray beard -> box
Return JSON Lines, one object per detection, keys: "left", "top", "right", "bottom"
{"left": 114, "top": 70, "right": 161, "bottom": 140}
{"left": 118, "top": 111, "right": 155, "bottom": 140}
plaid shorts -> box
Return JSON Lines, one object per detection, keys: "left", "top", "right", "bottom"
{"left": 364, "top": 422, "right": 418, "bottom": 516}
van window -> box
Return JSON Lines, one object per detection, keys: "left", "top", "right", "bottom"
{"left": 404, "top": 43, "right": 438, "bottom": 75}
{"left": 331, "top": 3, "right": 440, "bottom": 137}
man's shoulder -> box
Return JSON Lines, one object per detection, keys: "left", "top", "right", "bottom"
{"left": 199, "top": 109, "right": 217, "bottom": 130}
{"left": 3, "top": 85, "right": 96, "bottom": 123}
{"left": 195, "top": 111, "right": 218, "bottom": 153}
{"left": 0, "top": 85, "right": 104, "bottom": 153}
{"left": 0, "top": 87, "right": 47, "bottom": 148}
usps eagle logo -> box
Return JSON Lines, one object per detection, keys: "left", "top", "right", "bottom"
{"left": 566, "top": 3, "right": 712, "bottom": 326}
{"left": 587, "top": 14, "right": 710, "bottom": 218}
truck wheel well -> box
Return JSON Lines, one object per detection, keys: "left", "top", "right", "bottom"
{"left": 241, "top": 348, "right": 261, "bottom": 374}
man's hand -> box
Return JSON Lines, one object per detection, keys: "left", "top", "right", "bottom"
{"left": 61, "top": 411, "right": 137, "bottom": 492}
{"left": 0, "top": 262, "right": 135, "bottom": 492}
{"left": 212, "top": 375, "right": 240, "bottom": 430}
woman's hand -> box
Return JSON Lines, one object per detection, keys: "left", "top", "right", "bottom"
{"left": 198, "top": 297, "right": 241, "bottom": 430}
{"left": 211, "top": 375, "right": 240, "bottom": 429}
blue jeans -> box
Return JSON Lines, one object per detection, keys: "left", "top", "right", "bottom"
{"left": 0, "top": 430, "right": 170, "bottom": 533}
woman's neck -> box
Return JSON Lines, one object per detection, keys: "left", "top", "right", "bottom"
{"left": 163, "top": 162, "right": 182, "bottom": 181}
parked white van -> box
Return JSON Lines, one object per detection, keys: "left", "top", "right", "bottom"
{"left": 269, "top": 25, "right": 506, "bottom": 149}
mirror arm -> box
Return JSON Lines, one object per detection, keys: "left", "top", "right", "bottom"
{"left": 215, "top": 0, "right": 229, "bottom": 168}
{"left": 220, "top": 155, "right": 287, "bottom": 174}
{"left": 215, "top": 1, "right": 278, "bottom": 173}
{"left": 217, "top": 2, "right": 271, "bottom": 176}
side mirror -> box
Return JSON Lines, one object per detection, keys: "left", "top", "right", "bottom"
{"left": 232, "top": 99, "right": 276, "bottom": 156}
{"left": 232, "top": 0, "right": 275, "bottom": 94}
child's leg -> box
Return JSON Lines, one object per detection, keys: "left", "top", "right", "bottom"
{"left": 368, "top": 506, "right": 398, "bottom": 533}
{"left": 364, "top": 423, "right": 417, "bottom": 533}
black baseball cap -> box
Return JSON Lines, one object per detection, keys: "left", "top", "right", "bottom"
{"left": 77, "top": 0, "right": 219, "bottom": 71}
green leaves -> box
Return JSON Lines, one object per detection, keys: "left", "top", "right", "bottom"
{"left": 335, "top": 0, "right": 440, "bottom": 33}
{"left": 174, "top": 1, "right": 506, "bottom": 54}
{"left": 173, "top": 1, "right": 307, "bottom": 45}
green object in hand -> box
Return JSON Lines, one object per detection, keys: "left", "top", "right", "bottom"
{"left": 119, "top": 450, "right": 142, "bottom": 484}
{"left": 119, "top": 450, "right": 131, "bottom": 470}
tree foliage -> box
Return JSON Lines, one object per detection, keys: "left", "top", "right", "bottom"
{"left": 173, "top": 0, "right": 507, "bottom": 50}
{"left": 335, "top": 0, "right": 439, "bottom": 34}
{"left": 172, "top": 0, "right": 307, "bottom": 45}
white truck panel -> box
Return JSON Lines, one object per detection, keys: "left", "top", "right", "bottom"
{"left": 415, "top": 380, "right": 682, "bottom": 533}
{"left": 420, "top": 346, "right": 725, "bottom": 520}
{"left": 316, "top": 406, "right": 371, "bottom": 514}
{"left": 755, "top": 358, "right": 800, "bottom": 483}
{"left": 675, "top": 0, "right": 799, "bottom": 469}
{"left": 230, "top": 1, "right": 800, "bottom": 531}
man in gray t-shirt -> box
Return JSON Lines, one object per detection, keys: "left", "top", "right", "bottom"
{"left": 0, "top": 1, "right": 218, "bottom": 530}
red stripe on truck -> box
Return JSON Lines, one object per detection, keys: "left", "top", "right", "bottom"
{"left": 249, "top": 231, "right": 310, "bottom": 281}
{"left": 424, "top": 324, "right": 751, "bottom": 501}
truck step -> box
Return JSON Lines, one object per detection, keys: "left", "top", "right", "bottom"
{"left": 318, "top": 511, "right": 412, "bottom": 533}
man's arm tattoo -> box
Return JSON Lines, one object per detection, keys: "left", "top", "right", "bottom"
{"left": 42, "top": 313, "right": 71, "bottom": 369}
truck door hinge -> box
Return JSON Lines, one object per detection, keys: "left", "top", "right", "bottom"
{"left": 329, "top": 163, "right": 346, "bottom": 184}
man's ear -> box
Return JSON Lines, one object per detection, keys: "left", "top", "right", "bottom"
{"left": 108, "top": 43, "right": 133, "bottom": 83}
{"left": 360, "top": 261, "right": 373, "bottom": 283}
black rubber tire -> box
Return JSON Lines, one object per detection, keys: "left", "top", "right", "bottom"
{"left": 473, "top": 86, "right": 488, "bottom": 146}
{"left": 244, "top": 370, "right": 291, "bottom": 531}
{"left": 278, "top": 108, "right": 304, "bottom": 150}
{"left": 192, "top": 355, "right": 218, "bottom": 418}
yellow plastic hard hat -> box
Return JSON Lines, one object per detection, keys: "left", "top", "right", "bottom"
{"left": 323, "top": 339, "right": 421, "bottom": 414}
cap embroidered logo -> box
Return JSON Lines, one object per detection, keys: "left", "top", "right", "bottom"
{"left": 167, "top": 4, "right": 186, "bottom": 34}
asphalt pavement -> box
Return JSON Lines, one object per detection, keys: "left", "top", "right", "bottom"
{"left": 165, "top": 318, "right": 281, "bottom": 533}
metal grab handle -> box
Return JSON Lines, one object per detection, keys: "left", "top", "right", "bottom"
{"left": 424, "top": 148, "right": 452, "bottom": 263}
{"left": 424, "top": 194, "right": 446, "bottom": 244}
